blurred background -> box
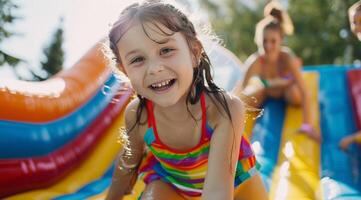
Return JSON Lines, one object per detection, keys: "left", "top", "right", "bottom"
{"left": 1, "top": 0, "right": 360, "bottom": 81}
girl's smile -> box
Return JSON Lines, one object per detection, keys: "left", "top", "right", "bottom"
{"left": 148, "top": 78, "right": 177, "bottom": 94}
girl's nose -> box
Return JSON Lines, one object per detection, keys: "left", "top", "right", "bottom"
{"left": 147, "top": 61, "right": 165, "bottom": 75}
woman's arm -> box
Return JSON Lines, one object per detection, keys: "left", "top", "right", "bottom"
{"left": 232, "top": 54, "right": 260, "bottom": 97}
{"left": 202, "top": 95, "right": 244, "bottom": 200}
{"left": 287, "top": 56, "right": 311, "bottom": 124}
{"left": 106, "top": 99, "right": 145, "bottom": 200}
{"left": 241, "top": 54, "right": 260, "bottom": 89}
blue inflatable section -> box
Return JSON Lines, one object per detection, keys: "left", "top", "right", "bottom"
{"left": 315, "top": 66, "right": 361, "bottom": 199}
{"left": 0, "top": 74, "right": 120, "bottom": 158}
{"left": 251, "top": 99, "right": 286, "bottom": 191}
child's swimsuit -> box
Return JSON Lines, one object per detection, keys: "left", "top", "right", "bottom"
{"left": 138, "top": 92, "right": 260, "bottom": 199}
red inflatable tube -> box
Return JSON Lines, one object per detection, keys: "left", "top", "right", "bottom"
{"left": 347, "top": 69, "right": 361, "bottom": 130}
{"left": 0, "top": 91, "right": 132, "bottom": 198}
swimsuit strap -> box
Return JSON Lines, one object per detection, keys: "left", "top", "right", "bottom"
{"left": 145, "top": 99, "right": 155, "bottom": 128}
{"left": 145, "top": 92, "right": 207, "bottom": 139}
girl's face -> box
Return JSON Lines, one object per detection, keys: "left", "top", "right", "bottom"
{"left": 263, "top": 29, "right": 282, "bottom": 60}
{"left": 116, "top": 21, "right": 196, "bottom": 107}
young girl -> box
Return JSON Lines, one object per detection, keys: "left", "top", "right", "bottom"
{"left": 232, "top": 3, "right": 320, "bottom": 143}
{"left": 104, "top": 1, "right": 267, "bottom": 200}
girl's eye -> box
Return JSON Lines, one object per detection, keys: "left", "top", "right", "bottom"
{"left": 160, "top": 48, "right": 174, "bottom": 55}
{"left": 130, "top": 56, "right": 144, "bottom": 64}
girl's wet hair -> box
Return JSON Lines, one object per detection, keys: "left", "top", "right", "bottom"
{"left": 106, "top": 0, "right": 232, "bottom": 133}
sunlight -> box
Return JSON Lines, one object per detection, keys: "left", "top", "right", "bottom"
{"left": 251, "top": 141, "right": 262, "bottom": 155}
{"left": 283, "top": 141, "right": 294, "bottom": 159}
{"left": 0, "top": 77, "right": 66, "bottom": 97}
{"left": 274, "top": 178, "right": 289, "bottom": 200}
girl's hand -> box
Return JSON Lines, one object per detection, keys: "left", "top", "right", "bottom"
{"left": 339, "top": 135, "right": 355, "bottom": 151}
{"left": 297, "top": 123, "right": 321, "bottom": 143}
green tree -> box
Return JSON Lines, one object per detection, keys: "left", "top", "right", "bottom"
{"left": 199, "top": 0, "right": 361, "bottom": 65}
{"left": 199, "top": 0, "right": 265, "bottom": 61}
{"left": 0, "top": 0, "right": 22, "bottom": 67}
{"left": 288, "top": 0, "right": 361, "bottom": 65}
{"left": 34, "top": 19, "right": 65, "bottom": 80}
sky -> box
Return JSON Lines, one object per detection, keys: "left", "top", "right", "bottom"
{"left": 0, "top": 0, "right": 279, "bottom": 80}
{"left": 0, "top": 0, "right": 136, "bottom": 79}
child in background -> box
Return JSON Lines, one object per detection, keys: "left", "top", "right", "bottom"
{"left": 339, "top": 1, "right": 361, "bottom": 151}
{"left": 232, "top": 1, "right": 320, "bottom": 143}
{"left": 348, "top": 0, "right": 361, "bottom": 41}
{"left": 104, "top": 1, "right": 268, "bottom": 199}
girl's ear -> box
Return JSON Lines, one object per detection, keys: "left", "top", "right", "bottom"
{"left": 191, "top": 40, "right": 202, "bottom": 68}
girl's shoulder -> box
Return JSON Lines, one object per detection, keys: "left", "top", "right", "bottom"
{"left": 279, "top": 47, "right": 302, "bottom": 68}
{"left": 280, "top": 46, "right": 297, "bottom": 60}
{"left": 205, "top": 91, "right": 244, "bottom": 128}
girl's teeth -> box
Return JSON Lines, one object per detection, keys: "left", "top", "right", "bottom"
{"left": 152, "top": 80, "right": 170, "bottom": 88}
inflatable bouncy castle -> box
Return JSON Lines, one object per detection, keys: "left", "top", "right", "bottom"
{"left": 0, "top": 41, "right": 360, "bottom": 200}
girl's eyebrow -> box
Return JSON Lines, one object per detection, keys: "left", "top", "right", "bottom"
{"left": 125, "top": 37, "right": 177, "bottom": 59}
{"left": 125, "top": 49, "right": 140, "bottom": 59}
{"left": 157, "top": 37, "right": 174, "bottom": 44}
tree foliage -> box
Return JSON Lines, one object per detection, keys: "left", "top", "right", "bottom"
{"left": 36, "top": 21, "right": 64, "bottom": 80}
{"left": 199, "top": 0, "right": 264, "bottom": 62}
{"left": 288, "top": 0, "right": 361, "bottom": 65}
{"left": 199, "top": 0, "right": 361, "bottom": 65}
{"left": 0, "top": 0, "right": 21, "bottom": 67}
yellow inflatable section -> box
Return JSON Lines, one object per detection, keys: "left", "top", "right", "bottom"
{"left": 269, "top": 72, "right": 323, "bottom": 200}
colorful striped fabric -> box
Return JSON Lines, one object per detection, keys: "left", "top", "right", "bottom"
{"left": 138, "top": 93, "right": 260, "bottom": 198}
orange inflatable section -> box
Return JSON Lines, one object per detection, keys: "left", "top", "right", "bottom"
{"left": 0, "top": 41, "right": 112, "bottom": 122}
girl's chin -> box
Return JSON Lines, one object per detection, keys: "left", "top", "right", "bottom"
{"left": 153, "top": 98, "right": 179, "bottom": 108}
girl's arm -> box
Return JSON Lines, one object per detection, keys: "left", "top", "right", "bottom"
{"left": 202, "top": 95, "right": 244, "bottom": 200}
{"left": 106, "top": 100, "right": 145, "bottom": 200}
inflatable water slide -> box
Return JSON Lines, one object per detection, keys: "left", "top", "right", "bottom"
{"left": 0, "top": 42, "right": 360, "bottom": 200}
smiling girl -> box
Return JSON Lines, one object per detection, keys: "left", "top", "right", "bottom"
{"left": 104, "top": 1, "right": 267, "bottom": 200}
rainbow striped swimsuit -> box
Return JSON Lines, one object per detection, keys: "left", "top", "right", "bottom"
{"left": 138, "top": 93, "right": 260, "bottom": 198}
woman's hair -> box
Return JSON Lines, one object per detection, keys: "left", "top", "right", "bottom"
{"left": 254, "top": 1, "right": 293, "bottom": 47}
{"left": 105, "top": 0, "right": 232, "bottom": 132}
